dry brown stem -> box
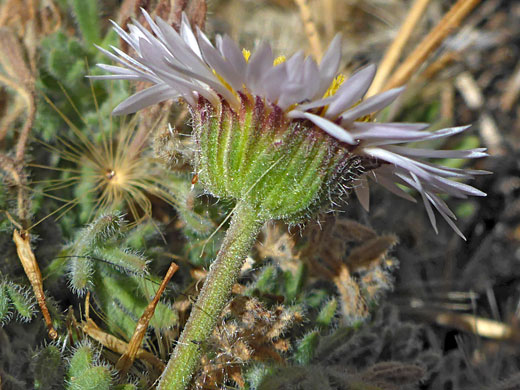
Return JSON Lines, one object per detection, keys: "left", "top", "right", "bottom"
{"left": 0, "top": 100, "right": 25, "bottom": 143}
{"left": 116, "top": 262, "right": 179, "bottom": 375}
{"left": 440, "top": 83, "right": 454, "bottom": 121}
{"left": 0, "top": 0, "right": 62, "bottom": 38}
{"left": 356, "top": 362, "right": 425, "bottom": 387}
{"left": 0, "top": 153, "right": 30, "bottom": 228}
{"left": 294, "top": 0, "right": 322, "bottom": 60}
{"left": 420, "top": 51, "right": 460, "bottom": 79}
{"left": 479, "top": 113, "right": 505, "bottom": 156}
{"left": 13, "top": 229, "right": 57, "bottom": 340}
{"left": 455, "top": 71, "right": 483, "bottom": 109}
{"left": 333, "top": 265, "right": 368, "bottom": 323}
{"left": 346, "top": 235, "right": 397, "bottom": 270}
{"left": 0, "top": 29, "right": 36, "bottom": 234}
{"left": 367, "top": 0, "right": 431, "bottom": 97}
{"left": 435, "top": 312, "right": 520, "bottom": 342}
{"left": 14, "top": 96, "right": 36, "bottom": 164}
{"left": 384, "top": 0, "right": 481, "bottom": 91}
{"left": 0, "top": 28, "right": 36, "bottom": 157}
{"left": 500, "top": 60, "right": 520, "bottom": 112}
{"left": 323, "top": 0, "right": 336, "bottom": 40}
{"left": 82, "top": 318, "right": 166, "bottom": 370}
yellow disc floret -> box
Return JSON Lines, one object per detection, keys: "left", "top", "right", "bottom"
{"left": 323, "top": 74, "right": 345, "bottom": 98}
{"left": 212, "top": 69, "right": 235, "bottom": 96}
{"left": 273, "top": 55, "right": 287, "bottom": 66}
{"left": 242, "top": 49, "right": 251, "bottom": 62}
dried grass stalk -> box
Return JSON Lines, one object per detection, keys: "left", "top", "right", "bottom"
{"left": 294, "top": 0, "right": 323, "bottom": 60}
{"left": 116, "top": 262, "right": 179, "bottom": 375}
{"left": 384, "top": 0, "right": 481, "bottom": 91}
{"left": 367, "top": 0, "right": 431, "bottom": 97}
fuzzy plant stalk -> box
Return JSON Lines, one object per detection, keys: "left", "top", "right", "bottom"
{"left": 157, "top": 89, "right": 354, "bottom": 389}
{"left": 160, "top": 202, "right": 262, "bottom": 389}
{"left": 93, "top": 10, "right": 488, "bottom": 390}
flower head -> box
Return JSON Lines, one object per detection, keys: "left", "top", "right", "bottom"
{"left": 33, "top": 98, "right": 183, "bottom": 226}
{"left": 92, "top": 9, "right": 488, "bottom": 238}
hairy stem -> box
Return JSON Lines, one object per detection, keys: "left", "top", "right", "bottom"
{"left": 158, "top": 202, "right": 263, "bottom": 390}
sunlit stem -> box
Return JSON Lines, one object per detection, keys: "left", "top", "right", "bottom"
{"left": 158, "top": 201, "right": 264, "bottom": 390}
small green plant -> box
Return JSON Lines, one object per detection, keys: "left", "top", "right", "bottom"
{"left": 92, "top": 9, "right": 488, "bottom": 389}
{"left": 0, "top": 279, "right": 36, "bottom": 325}
{"left": 66, "top": 343, "right": 113, "bottom": 390}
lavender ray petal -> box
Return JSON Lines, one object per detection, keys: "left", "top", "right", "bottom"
{"left": 215, "top": 34, "right": 224, "bottom": 54}
{"left": 285, "top": 51, "right": 305, "bottom": 81}
{"left": 422, "top": 164, "right": 492, "bottom": 176}
{"left": 278, "top": 84, "right": 309, "bottom": 110}
{"left": 317, "top": 33, "right": 342, "bottom": 96}
{"left": 363, "top": 147, "right": 433, "bottom": 178}
{"left": 398, "top": 156, "right": 480, "bottom": 180}
{"left": 94, "top": 45, "right": 145, "bottom": 72}
{"left": 130, "top": 18, "right": 162, "bottom": 48}
{"left": 422, "top": 125, "right": 472, "bottom": 141}
{"left": 127, "top": 24, "right": 149, "bottom": 46}
{"left": 155, "top": 17, "right": 213, "bottom": 78}
{"left": 363, "top": 148, "right": 453, "bottom": 196}
{"left": 94, "top": 45, "right": 161, "bottom": 85}
{"left": 180, "top": 13, "right": 203, "bottom": 58}
{"left": 112, "top": 84, "right": 179, "bottom": 115}
{"left": 425, "top": 192, "right": 456, "bottom": 220}
{"left": 149, "top": 64, "right": 218, "bottom": 106}
{"left": 363, "top": 147, "right": 478, "bottom": 190}
{"left": 136, "top": 37, "right": 173, "bottom": 71}
{"left": 87, "top": 74, "right": 145, "bottom": 81}
{"left": 246, "top": 42, "right": 274, "bottom": 95}
{"left": 196, "top": 30, "right": 244, "bottom": 91}
{"left": 371, "top": 169, "right": 417, "bottom": 202}
{"left": 301, "top": 57, "right": 321, "bottom": 101}
{"left": 292, "top": 96, "right": 336, "bottom": 111}
{"left": 385, "top": 146, "right": 488, "bottom": 159}
{"left": 140, "top": 8, "right": 166, "bottom": 41}
{"left": 110, "top": 20, "right": 139, "bottom": 51}
{"left": 349, "top": 122, "right": 431, "bottom": 144}
{"left": 220, "top": 34, "right": 247, "bottom": 78}
{"left": 340, "top": 87, "right": 405, "bottom": 124}
{"left": 326, "top": 64, "right": 377, "bottom": 118}
{"left": 354, "top": 175, "right": 370, "bottom": 211}
{"left": 434, "top": 176, "right": 487, "bottom": 197}
{"left": 261, "top": 63, "right": 289, "bottom": 103}
{"left": 289, "top": 111, "right": 356, "bottom": 144}
{"left": 401, "top": 172, "right": 438, "bottom": 233}
{"left": 96, "top": 64, "right": 143, "bottom": 75}
{"left": 94, "top": 64, "right": 153, "bottom": 82}
{"left": 425, "top": 192, "right": 466, "bottom": 239}
{"left": 161, "top": 55, "right": 239, "bottom": 107}
{"left": 109, "top": 45, "right": 156, "bottom": 74}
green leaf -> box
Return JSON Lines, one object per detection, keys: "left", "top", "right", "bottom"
{"left": 69, "top": 0, "right": 101, "bottom": 46}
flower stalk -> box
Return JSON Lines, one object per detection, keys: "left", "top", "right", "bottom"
{"left": 158, "top": 201, "right": 264, "bottom": 390}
